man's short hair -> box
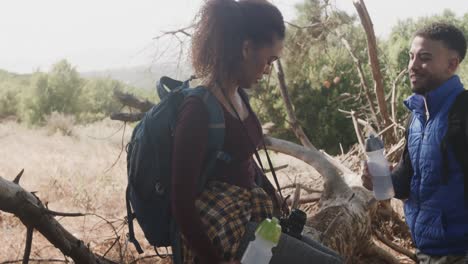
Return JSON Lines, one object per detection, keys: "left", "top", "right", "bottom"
{"left": 414, "top": 22, "right": 467, "bottom": 62}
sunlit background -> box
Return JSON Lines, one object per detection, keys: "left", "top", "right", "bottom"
{"left": 0, "top": 0, "right": 466, "bottom": 73}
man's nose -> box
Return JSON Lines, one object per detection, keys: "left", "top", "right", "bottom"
{"left": 409, "top": 57, "right": 420, "bottom": 72}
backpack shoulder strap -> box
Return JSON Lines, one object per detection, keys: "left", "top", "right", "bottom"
{"left": 183, "top": 86, "right": 228, "bottom": 191}
{"left": 405, "top": 112, "right": 413, "bottom": 143}
{"left": 157, "top": 76, "right": 193, "bottom": 100}
{"left": 443, "top": 90, "right": 468, "bottom": 203}
{"left": 454, "top": 91, "right": 468, "bottom": 204}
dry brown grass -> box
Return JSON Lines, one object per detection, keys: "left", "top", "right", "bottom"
{"left": 0, "top": 119, "right": 148, "bottom": 263}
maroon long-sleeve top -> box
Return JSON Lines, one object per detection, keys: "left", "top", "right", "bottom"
{"left": 170, "top": 94, "right": 264, "bottom": 263}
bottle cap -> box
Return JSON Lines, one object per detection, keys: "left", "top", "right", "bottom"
{"left": 255, "top": 217, "right": 282, "bottom": 244}
{"left": 365, "top": 134, "right": 384, "bottom": 152}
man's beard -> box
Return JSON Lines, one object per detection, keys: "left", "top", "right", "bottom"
{"left": 410, "top": 74, "right": 444, "bottom": 95}
{"left": 411, "top": 84, "right": 431, "bottom": 94}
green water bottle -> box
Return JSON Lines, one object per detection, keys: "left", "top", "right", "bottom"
{"left": 241, "top": 218, "right": 282, "bottom": 264}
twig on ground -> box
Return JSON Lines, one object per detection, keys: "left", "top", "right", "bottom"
{"left": 373, "top": 229, "right": 417, "bottom": 262}
{"left": 104, "top": 122, "right": 127, "bottom": 173}
{"left": 1, "top": 259, "right": 67, "bottom": 264}
{"left": 281, "top": 183, "right": 322, "bottom": 194}
{"left": 22, "top": 227, "right": 33, "bottom": 264}
{"left": 264, "top": 164, "right": 288, "bottom": 173}
{"left": 128, "top": 255, "right": 160, "bottom": 264}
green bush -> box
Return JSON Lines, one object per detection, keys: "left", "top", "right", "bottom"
{"left": 2, "top": 59, "right": 156, "bottom": 126}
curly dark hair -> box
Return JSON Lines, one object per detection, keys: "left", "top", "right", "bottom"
{"left": 191, "top": 0, "right": 285, "bottom": 85}
{"left": 414, "top": 22, "right": 467, "bottom": 62}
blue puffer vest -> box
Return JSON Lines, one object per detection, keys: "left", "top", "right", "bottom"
{"left": 403, "top": 75, "right": 468, "bottom": 255}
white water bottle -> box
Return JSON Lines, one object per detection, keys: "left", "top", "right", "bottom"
{"left": 365, "top": 134, "right": 395, "bottom": 200}
{"left": 241, "top": 218, "right": 281, "bottom": 264}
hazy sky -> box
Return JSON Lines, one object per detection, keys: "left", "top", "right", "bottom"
{"left": 0, "top": 0, "right": 467, "bottom": 73}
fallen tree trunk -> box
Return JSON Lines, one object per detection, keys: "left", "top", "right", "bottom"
{"left": 264, "top": 136, "right": 385, "bottom": 262}
{"left": 0, "top": 172, "right": 116, "bottom": 264}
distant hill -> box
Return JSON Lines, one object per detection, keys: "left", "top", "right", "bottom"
{"left": 80, "top": 63, "right": 192, "bottom": 91}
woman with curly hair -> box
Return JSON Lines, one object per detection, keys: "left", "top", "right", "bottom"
{"left": 171, "top": 0, "right": 343, "bottom": 263}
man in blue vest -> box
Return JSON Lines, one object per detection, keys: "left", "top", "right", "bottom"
{"left": 362, "top": 23, "right": 468, "bottom": 264}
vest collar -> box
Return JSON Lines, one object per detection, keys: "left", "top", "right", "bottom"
{"left": 404, "top": 75, "right": 464, "bottom": 117}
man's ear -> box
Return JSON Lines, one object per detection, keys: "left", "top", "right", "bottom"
{"left": 448, "top": 55, "right": 461, "bottom": 74}
{"left": 242, "top": 40, "right": 251, "bottom": 60}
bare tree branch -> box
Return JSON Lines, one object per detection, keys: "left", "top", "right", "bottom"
{"left": 0, "top": 174, "right": 117, "bottom": 264}
{"left": 23, "top": 227, "right": 33, "bottom": 264}
{"left": 353, "top": 0, "right": 393, "bottom": 140}
{"left": 340, "top": 37, "right": 381, "bottom": 129}
{"left": 1, "top": 259, "right": 67, "bottom": 264}
{"left": 391, "top": 69, "right": 408, "bottom": 136}
{"left": 286, "top": 193, "right": 321, "bottom": 206}
{"left": 364, "top": 243, "right": 401, "bottom": 264}
{"left": 281, "top": 183, "right": 322, "bottom": 194}
{"left": 285, "top": 21, "right": 323, "bottom": 30}
{"left": 351, "top": 110, "right": 366, "bottom": 153}
{"left": 113, "top": 90, "right": 154, "bottom": 112}
{"left": 153, "top": 25, "right": 194, "bottom": 40}
{"left": 43, "top": 209, "right": 86, "bottom": 217}
{"left": 14, "top": 169, "right": 24, "bottom": 185}
{"left": 373, "top": 230, "right": 417, "bottom": 262}
{"left": 263, "top": 164, "right": 289, "bottom": 173}
{"left": 110, "top": 113, "right": 145, "bottom": 122}
{"left": 291, "top": 183, "right": 302, "bottom": 210}
{"left": 274, "top": 59, "right": 315, "bottom": 149}
{"left": 128, "top": 255, "right": 159, "bottom": 264}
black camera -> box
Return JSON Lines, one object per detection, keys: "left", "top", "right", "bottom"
{"left": 279, "top": 209, "right": 307, "bottom": 240}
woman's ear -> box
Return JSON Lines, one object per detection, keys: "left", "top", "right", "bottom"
{"left": 242, "top": 40, "right": 251, "bottom": 60}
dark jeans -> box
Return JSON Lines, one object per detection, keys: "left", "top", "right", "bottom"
{"left": 236, "top": 222, "right": 343, "bottom": 264}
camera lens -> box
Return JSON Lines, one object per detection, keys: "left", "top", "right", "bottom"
{"left": 289, "top": 209, "right": 307, "bottom": 238}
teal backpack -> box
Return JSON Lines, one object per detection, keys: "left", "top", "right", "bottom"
{"left": 125, "top": 77, "right": 231, "bottom": 260}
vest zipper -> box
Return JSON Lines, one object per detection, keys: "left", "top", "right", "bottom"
{"left": 415, "top": 96, "right": 430, "bottom": 213}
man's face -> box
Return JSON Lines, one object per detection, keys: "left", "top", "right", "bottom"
{"left": 408, "top": 36, "right": 459, "bottom": 94}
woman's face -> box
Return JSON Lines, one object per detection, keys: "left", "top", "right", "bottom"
{"left": 239, "top": 37, "right": 284, "bottom": 88}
